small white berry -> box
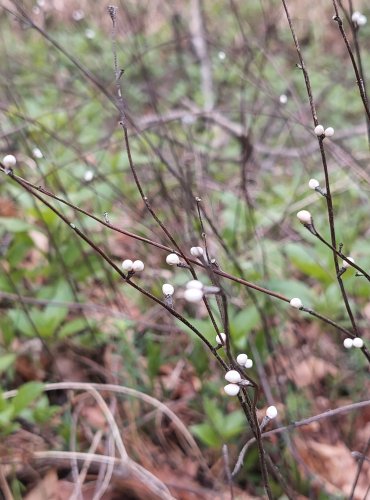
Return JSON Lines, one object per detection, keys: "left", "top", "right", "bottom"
{"left": 352, "top": 11, "right": 361, "bottom": 23}
{"left": 132, "top": 260, "right": 144, "bottom": 272}
{"left": 353, "top": 337, "right": 364, "bottom": 348}
{"left": 84, "top": 170, "right": 94, "bottom": 182}
{"left": 121, "top": 259, "right": 133, "bottom": 272}
{"left": 190, "top": 246, "right": 204, "bottom": 257}
{"left": 184, "top": 288, "right": 203, "bottom": 303}
{"left": 182, "top": 114, "right": 196, "bottom": 126}
{"left": 2, "top": 155, "right": 16, "bottom": 168}
{"left": 236, "top": 353, "right": 248, "bottom": 366}
{"left": 224, "top": 384, "right": 240, "bottom": 396}
{"left": 32, "top": 147, "right": 43, "bottom": 159}
{"left": 279, "top": 94, "right": 288, "bottom": 104}
{"left": 72, "top": 9, "right": 85, "bottom": 21}
{"left": 186, "top": 280, "right": 203, "bottom": 290}
{"left": 218, "top": 51, "right": 226, "bottom": 60}
{"left": 162, "top": 283, "right": 174, "bottom": 296}
{"left": 225, "top": 370, "right": 242, "bottom": 384}
{"left": 343, "top": 338, "right": 353, "bottom": 349}
{"left": 297, "top": 210, "right": 312, "bottom": 225}
{"left": 266, "top": 406, "right": 278, "bottom": 419}
{"left": 216, "top": 332, "right": 227, "bottom": 345}
{"left": 314, "top": 124, "right": 325, "bottom": 136}
{"left": 85, "top": 28, "right": 96, "bottom": 39}
{"left": 308, "top": 178, "right": 320, "bottom": 190}
{"left": 342, "top": 257, "right": 355, "bottom": 269}
{"left": 166, "top": 253, "right": 180, "bottom": 265}
{"left": 290, "top": 297, "right": 303, "bottom": 309}
{"left": 357, "top": 15, "right": 367, "bottom": 26}
{"left": 324, "top": 127, "right": 335, "bottom": 137}
{"left": 244, "top": 359, "right": 253, "bottom": 369}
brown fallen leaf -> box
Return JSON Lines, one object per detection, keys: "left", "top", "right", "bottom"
{"left": 25, "top": 469, "right": 58, "bottom": 500}
{"left": 280, "top": 355, "right": 338, "bottom": 388}
{"left": 294, "top": 437, "right": 370, "bottom": 499}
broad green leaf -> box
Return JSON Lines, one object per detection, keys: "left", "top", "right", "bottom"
{"left": 284, "top": 243, "right": 331, "bottom": 283}
{"left": 12, "top": 382, "right": 44, "bottom": 416}
{"left": 203, "top": 398, "right": 224, "bottom": 434}
{"left": 190, "top": 422, "right": 220, "bottom": 448}
{"left": 223, "top": 410, "right": 247, "bottom": 439}
{"left": 230, "top": 306, "right": 260, "bottom": 342}
{"left": 0, "top": 354, "right": 16, "bottom": 374}
{"left": 58, "top": 318, "right": 87, "bottom": 338}
{"left": 264, "top": 279, "right": 314, "bottom": 307}
{"left": 8, "top": 309, "right": 35, "bottom": 337}
{"left": 0, "top": 406, "right": 15, "bottom": 427}
{"left": 0, "top": 217, "right": 34, "bottom": 233}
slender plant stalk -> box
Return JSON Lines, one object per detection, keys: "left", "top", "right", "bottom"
{"left": 281, "top": 0, "right": 362, "bottom": 341}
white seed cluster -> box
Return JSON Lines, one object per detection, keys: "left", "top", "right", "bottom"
{"left": 184, "top": 288, "right": 203, "bottom": 302}
{"left": 184, "top": 279, "right": 204, "bottom": 303}
{"left": 314, "top": 124, "right": 325, "bottom": 136}
{"left": 121, "top": 259, "right": 133, "bottom": 271}
{"left": 290, "top": 297, "right": 303, "bottom": 309}
{"left": 85, "top": 29, "right": 96, "bottom": 39}
{"left": 186, "top": 280, "right": 203, "bottom": 290}
{"left": 121, "top": 259, "right": 144, "bottom": 272}
{"left": 162, "top": 283, "right": 174, "bottom": 296}
{"left": 266, "top": 405, "right": 278, "bottom": 419}
{"left": 190, "top": 246, "right": 204, "bottom": 257}
{"left": 308, "top": 178, "right": 320, "bottom": 190}
{"left": 225, "top": 370, "right": 242, "bottom": 384}
{"left": 352, "top": 11, "right": 367, "bottom": 26}
{"left": 236, "top": 353, "right": 248, "bottom": 366}
{"left": 84, "top": 170, "right": 94, "bottom": 182}
{"left": 297, "top": 210, "right": 312, "bottom": 225}
{"left": 216, "top": 332, "right": 226, "bottom": 345}
{"left": 344, "top": 337, "right": 364, "bottom": 349}
{"left": 132, "top": 260, "right": 144, "bottom": 272}
{"left": 342, "top": 257, "right": 355, "bottom": 269}
{"left": 2, "top": 154, "right": 16, "bottom": 168}
{"left": 236, "top": 353, "right": 253, "bottom": 368}
{"left": 223, "top": 367, "right": 250, "bottom": 396}
{"left": 279, "top": 94, "right": 288, "bottom": 104}
{"left": 32, "top": 147, "right": 43, "bottom": 159}
{"left": 224, "top": 384, "right": 240, "bottom": 396}
{"left": 166, "top": 253, "right": 180, "bottom": 266}
{"left": 314, "top": 125, "right": 335, "bottom": 138}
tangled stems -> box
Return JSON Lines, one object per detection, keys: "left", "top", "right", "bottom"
{"left": 281, "top": 0, "right": 366, "bottom": 354}
{"left": 2, "top": 165, "right": 370, "bottom": 364}
{"left": 331, "top": 1, "right": 370, "bottom": 127}
{"left": 1, "top": 163, "right": 276, "bottom": 496}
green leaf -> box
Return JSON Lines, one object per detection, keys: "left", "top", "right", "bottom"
{"left": 230, "top": 306, "right": 260, "bottom": 345}
{"left": 284, "top": 243, "right": 331, "bottom": 283}
{"left": 203, "top": 398, "right": 224, "bottom": 434}
{"left": 264, "top": 279, "right": 314, "bottom": 307}
{"left": 8, "top": 309, "right": 35, "bottom": 337}
{"left": 12, "top": 382, "right": 44, "bottom": 416}
{"left": 222, "top": 410, "right": 246, "bottom": 439}
{"left": 146, "top": 338, "right": 162, "bottom": 379}
{"left": 190, "top": 422, "right": 221, "bottom": 447}
{"left": 58, "top": 318, "right": 87, "bottom": 338}
{"left": 0, "top": 353, "right": 16, "bottom": 374}
{"left": 0, "top": 406, "right": 16, "bottom": 429}
{"left": 0, "top": 217, "right": 34, "bottom": 233}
